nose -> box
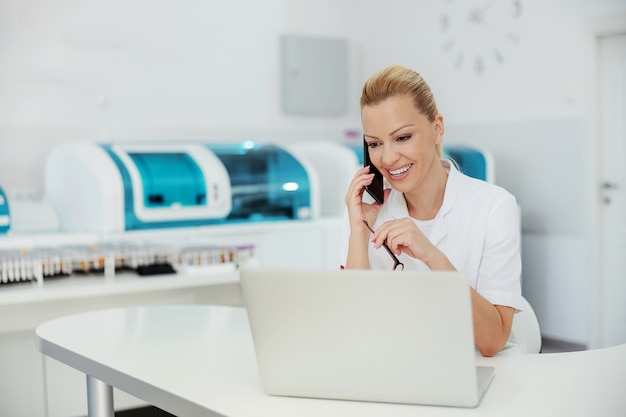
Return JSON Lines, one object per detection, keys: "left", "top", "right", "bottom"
{"left": 381, "top": 142, "right": 400, "bottom": 166}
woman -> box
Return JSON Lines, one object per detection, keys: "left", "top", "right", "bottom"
{"left": 341, "top": 65, "right": 523, "bottom": 357}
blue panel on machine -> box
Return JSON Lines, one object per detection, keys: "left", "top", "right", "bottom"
{"left": 0, "top": 186, "right": 9, "bottom": 234}
{"left": 100, "top": 143, "right": 232, "bottom": 231}
{"left": 205, "top": 142, "right": 312, "bottom": 222}
{"left": 444, "top": 146, "right": 490, "bottom": 182}
{"left": 128, "top": 152, "right": 207, "bottom": 208}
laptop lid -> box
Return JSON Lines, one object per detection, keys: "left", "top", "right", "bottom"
{"left": 240, "top": 268, "right": 494, "bottom": 408}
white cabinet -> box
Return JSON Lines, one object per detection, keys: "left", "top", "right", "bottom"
{"left": 0, "top": 331, "right": 47, "bottom": 416}
{"left": 0, "top": 218, "right": 342, "bottom": 417}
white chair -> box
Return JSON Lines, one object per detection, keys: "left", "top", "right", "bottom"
{"left": 510, "top": 296, "right": 542, "bottom": 354}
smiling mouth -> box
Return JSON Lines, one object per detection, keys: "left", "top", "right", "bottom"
{"left": 389, "top": 164, "right": 413, "bottom": 177}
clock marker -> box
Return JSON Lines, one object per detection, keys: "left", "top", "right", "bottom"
{"left": 493, "top": 49, "right": 504, "bottom": 64}
{"left": 455, "top": 53, "right": 464, "bottom": 70}
{"left": 512, "top": 0, "right": 523, "bottom": 18}
{"left": 507, "top": 33, "right": 520, "bottom": 43}
{"left": 440, "top": 15, "right": 450, "bottom": 32}
{"left": 475, "top": 56, "right": 484, "bottom": 74}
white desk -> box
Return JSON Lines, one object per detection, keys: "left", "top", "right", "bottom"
{"left": 36, "top": 305, "right": 626, "bottom": 417}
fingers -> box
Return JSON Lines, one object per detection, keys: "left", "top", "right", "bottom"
{"left": 345, "top": 167, "right": 377, "bottom": 232}
{"left": 370, "top": 219, "right": 421, "bottom": 255}
{"left": 367, "top": 218, "right": 447, "bottom": 267}
{"left": 345, "top": 166, "right": 375, "bottom": 202}
{"left": 385, "top": 225, "right": 413, "bottom": 255}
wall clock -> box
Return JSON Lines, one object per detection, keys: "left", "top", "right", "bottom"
{"left": 439, "top": 0, "right": 523, "bottom": 74}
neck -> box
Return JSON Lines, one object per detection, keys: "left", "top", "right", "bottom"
{"left": 404, "top": 160, "right": 448, "bottom": 221}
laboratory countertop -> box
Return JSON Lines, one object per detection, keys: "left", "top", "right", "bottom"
{"left": 0, "top": 268, "right": 239, "bottom": 307}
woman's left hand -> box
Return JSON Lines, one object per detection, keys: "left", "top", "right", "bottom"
{"left": 369, "top": 218, "right": 442, "bottom": 267}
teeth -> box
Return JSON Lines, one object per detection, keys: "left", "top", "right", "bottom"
{"left": 389, "top": 164, "right": 412, "bottom": 176}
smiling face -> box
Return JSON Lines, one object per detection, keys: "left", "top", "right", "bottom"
{"left": 362, "top": 94, "right": 444, "bottom": 196}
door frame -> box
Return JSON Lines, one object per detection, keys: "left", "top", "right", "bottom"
{"left": 587, "top": 11, "right": 626, "bottom": 349}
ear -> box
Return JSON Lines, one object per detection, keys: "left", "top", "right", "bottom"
{"left": 434, "top": 114, "right": 444, "bottom": 144}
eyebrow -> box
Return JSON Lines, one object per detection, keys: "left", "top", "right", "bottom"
{"left": 363, "top": 124, "right": 416, "bottom": 140}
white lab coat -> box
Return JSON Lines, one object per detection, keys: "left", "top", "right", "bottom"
{"left": 341, "top": 160, "right": 523, "bottom": 312}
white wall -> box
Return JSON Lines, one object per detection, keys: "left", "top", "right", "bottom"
{"left": 1, "top": 0, "right": 625, "bottom": 344}
{"left": 0, "top": 0, "right": 364, "bottom": 197}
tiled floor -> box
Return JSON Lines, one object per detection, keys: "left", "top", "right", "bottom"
{"left": 116, "top": 407, "right": 174, "bottom": 417}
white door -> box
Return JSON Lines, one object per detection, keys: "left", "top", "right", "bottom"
{"left": 598, "top": 32, "right": 626, "bottom": 348}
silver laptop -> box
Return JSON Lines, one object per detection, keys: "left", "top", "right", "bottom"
{"left": 240, "top": 268, "right": 494, "bottom": 408}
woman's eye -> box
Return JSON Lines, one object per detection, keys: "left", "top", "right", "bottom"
{"left": 368, "top": 142, "right": 379, "bottom": 149}
{"left": 397, "top": 135, "right": 411, "bottom": 142}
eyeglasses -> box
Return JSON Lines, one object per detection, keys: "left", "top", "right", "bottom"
{"left": 362, "top": 220, "right": 405, "bottom": 271}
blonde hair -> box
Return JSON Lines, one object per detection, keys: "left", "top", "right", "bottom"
{"left": 360, "top": 65, "right": 443, "bottom": 157}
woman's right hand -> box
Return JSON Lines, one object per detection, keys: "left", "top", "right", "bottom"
{"left": 344, "top": 166, "right": 390, "bottom": 234}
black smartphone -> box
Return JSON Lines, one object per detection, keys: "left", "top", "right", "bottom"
{"left": 363, "top": 138, "right": 385, "bottom": 204}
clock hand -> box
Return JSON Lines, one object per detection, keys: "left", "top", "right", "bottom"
{"left": 469, "top": 1, "right": 495, "bottom": 25}
{"left": 469, "top": 9, "right": 488, "bottom": 26}
{"left": 475, "top": 0, "right": 496, "bottom": 13}
{"left": 512, "top": 0, "right": 523, "bottom": 18}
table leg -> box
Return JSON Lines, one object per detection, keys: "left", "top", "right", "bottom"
{"left": 86, "top": 375, "right": 114, "bottom": 417}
